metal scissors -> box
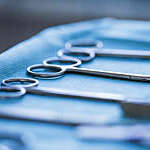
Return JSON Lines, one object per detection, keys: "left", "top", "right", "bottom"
{"left": 1, "top": 78, "right": 125, "bottom": 102}
{"left": 27, "top": 57, "right": 150, "bottom": 82}
{"left": 3, "top": 78, "right": 147, "bottom": 119}
{"left": 0, "top": 131, "right": 30, "bottom": 150}
{"left": 61, "top": 40, "right": 150, "bottom": 62}
{"left": 77, "top": 124, "right": 150, "bottom": 147}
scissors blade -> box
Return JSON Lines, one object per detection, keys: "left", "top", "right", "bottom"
{"left": 121, "top": 98, "right": 150, "bottom": 118}
{"left": 27, "top": 87, "right": 125, "bottom": 102}
{"left": 98, "top": 49, "right": 150, "bottom": 58}
{"left": 0, "top": 107, "right": 112, "bottom": 126}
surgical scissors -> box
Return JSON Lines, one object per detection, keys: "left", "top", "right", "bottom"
{"left": 27, "top": 57, "right": 150, "bottom": 82}
{"left": 1, "top": 78, "right": 125, "bottom": 102}
{"left": 62, "top": 40, "right": 150, "bottom": 61}
{"left": 77, "top": 124, "right": 150, "bottom": 147}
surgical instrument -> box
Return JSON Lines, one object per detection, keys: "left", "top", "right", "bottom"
{"left": 4, "top": 78, "right": 149, "bottom": 119}
{"left": 0, "top": 106, "right": 113, "bottom": 126}
{"left": 1, "top": 78, "right": 125, "bottom": 102}
{"left": 77, "top": 124, "right": 150, "bottom": 147}
{"left": 63, "top": 40, "right": 150, "bottom": 61}
{"left": 29, "top": 57, "right": 150, "bottom": 82}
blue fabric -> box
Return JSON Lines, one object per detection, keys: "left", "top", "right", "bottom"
{"left": 0, "top": 18, "right": 150, "bottom": 150}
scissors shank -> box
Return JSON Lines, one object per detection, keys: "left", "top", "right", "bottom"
{"left": 70, "top": 67, "right": 150, "bottom": 82}
{"left": 97, "top": 49, "right": 150, "bottom": 58}
{"left": 0, "top": 107, "right": 109, "bottom": 126}
{"left": 27, "top": 87, "right": 124, "bottom": 102}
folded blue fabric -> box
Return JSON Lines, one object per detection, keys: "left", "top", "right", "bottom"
{"left": 0, "top": 18, "right": 150, "bottom": 150}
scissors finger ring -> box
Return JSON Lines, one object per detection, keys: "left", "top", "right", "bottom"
{"left": 57, "top": 48, "right": 95, "bottom": 62}
{"left": 2, "top": 78, "right": 39, "bottom": 88}
{"left": 65, "top": 40, "right": 103, "bottom": 49}
{"left": 0, "top": 86, "right": 26, "bottom": 99}
{"left": 43, "top": 56, "right": 81, "bottom": 67}
{"left": 0, "top": 131, "right": 32, "bottom": 150}
{"left": 27, "top": 57, "right": 81, "bottom": 78}
{"left": 27, "top": 64, "right": 66, "bottom": 78}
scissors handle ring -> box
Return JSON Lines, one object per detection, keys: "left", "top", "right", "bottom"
{"left": 27, "top": 64, "right": 65, "bottom": 78}
{"left": 57, "top": 48, "right": 95, "bottom": 62}
{"left": 43, "top": 56, "right": 81, "bottom": 67}
{"left": 2, "top": 78, "right": 39, "bottom": 88}
{"left": 0, "top": 86, "right": 26, "bottom": 99}
{"left": 0, "top": 131, "right": 31, "bottom": 150}
{"left": 65, "top": 40, "right": 103, "bottom": 49}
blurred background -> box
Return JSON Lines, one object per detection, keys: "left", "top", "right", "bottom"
{"left": 1, "top": 0, "right": 150, "bottom": 53}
